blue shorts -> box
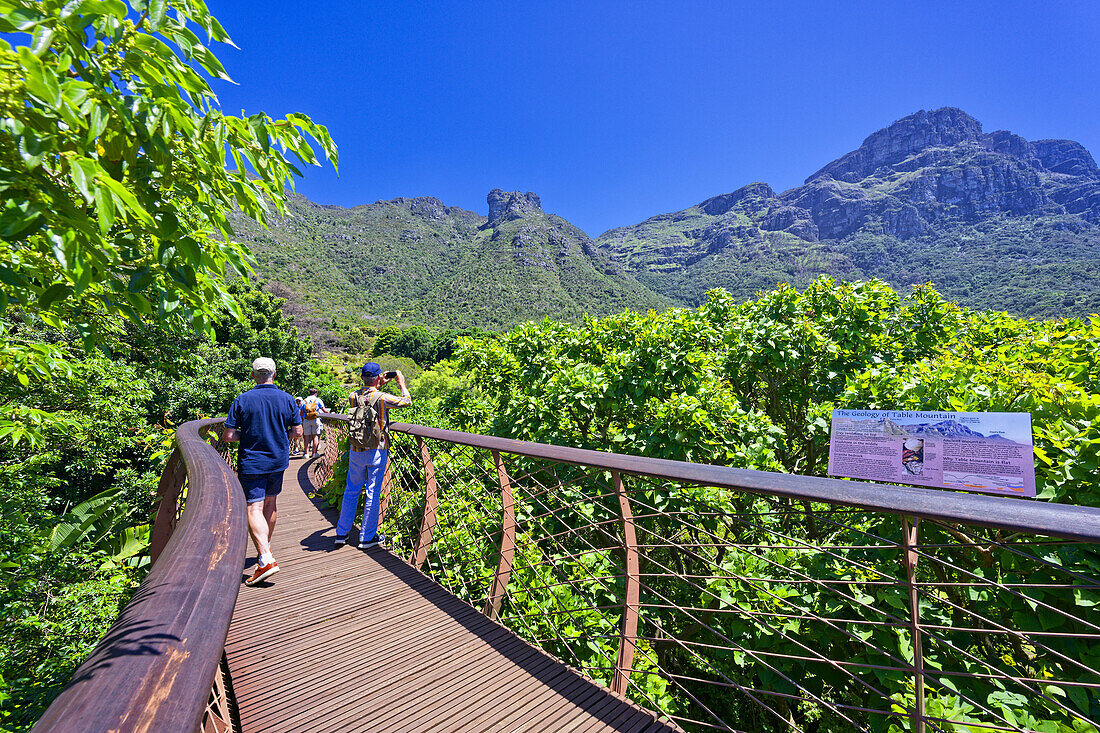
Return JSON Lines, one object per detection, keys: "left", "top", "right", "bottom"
{"left": 239, "top": 471, "right": 284, "bottom": 504}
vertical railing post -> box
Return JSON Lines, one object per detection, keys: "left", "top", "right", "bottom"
{"left": 412, "top": 436, "right": 438, "bottom": 569}
{"left": 611, "top": 470, "right": 640, "bottom": 696}
{"left": 201, "top": 653, "right": 236, "bottom": 732}
{"left": 150, "top": 447, "right": 186, "bottom": 564}
{"left": 902, "top": 516, "right": 926, "bottom": 733}
{"left": 483, "top": 450, "right": 516, "bottom": 620}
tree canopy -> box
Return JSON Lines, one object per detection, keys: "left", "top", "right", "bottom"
{"left": 0, "top": 0, "right": 336, "bottom": 432}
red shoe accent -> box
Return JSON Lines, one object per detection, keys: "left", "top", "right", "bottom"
{"left": 245, "top": 561, "right": 279, "bottom": 586}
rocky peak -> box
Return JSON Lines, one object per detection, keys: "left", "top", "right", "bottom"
{"left": 487, "top": 189, "right": 543, "bottom": 226}
{"left": 780, "top": 107, "right": 1100, "bottom": 238}
{"left": 982, "top": 130, "right": 1034, "bottom": 161}
{"left": 699, "top": 183, "right": 777, "bottom": 216}
{"left": 808, "top": 107, "right": 983, "bottom": 183}
{"left": 378, "top": 196, "right": 449, "bottom": 221}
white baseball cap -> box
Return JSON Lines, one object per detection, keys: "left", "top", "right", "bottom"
{"left": 252, "top": 357, "right": 276, "bottom": 373}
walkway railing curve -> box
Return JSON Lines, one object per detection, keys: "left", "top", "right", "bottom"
{"left": 32, "top": 413, "right": 1100, "bottom": 733}
{"left": 364, "top": 421, "right": 1100, "bottom": 733}
{"left": 34, "top": 418, "right": 247, "bottom": 733}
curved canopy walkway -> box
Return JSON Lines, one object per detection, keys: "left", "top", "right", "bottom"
{"left": 224, "top": 459, "right": 672, "bottom": 732}
{"left": 32, "top": 415, "right": 1100, "bottom": 732}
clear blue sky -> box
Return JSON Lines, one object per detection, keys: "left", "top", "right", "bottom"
{"left": 206, "top": 0, "right": 1100, "bottom": 237}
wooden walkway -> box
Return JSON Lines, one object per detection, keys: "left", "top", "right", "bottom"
{"left": 223, "top": 457, "right": 678, "bottom": 732}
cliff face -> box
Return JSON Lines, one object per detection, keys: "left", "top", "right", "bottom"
{"left": 781, "top": 108, "right": 1100, "bottom": 239}
{"left": 486, "top": 189, "right": 543, "bottom": 226}
{"left": 595, "top": 107, "right": 1100, "bottom": 316}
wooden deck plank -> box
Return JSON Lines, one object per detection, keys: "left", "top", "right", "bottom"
{"left": 224, "top": 457, "right": 678, "bottom": 732}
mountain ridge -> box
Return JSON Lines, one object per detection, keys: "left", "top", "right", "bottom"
{"left": 235, "top": 107, "right": 1100, "bottom": 342}
{"left": 594, "top": 107, "right": 1100, "bottom": 315}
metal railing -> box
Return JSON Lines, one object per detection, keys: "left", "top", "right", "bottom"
{"left": 356, "top": 420, "right": 1100, "bottom": 733}
{"left": 35, "top": 413, "right": 1100, "bottom": 732}
{"left": 34, "top": 418, "right": 246, "bottom": 733}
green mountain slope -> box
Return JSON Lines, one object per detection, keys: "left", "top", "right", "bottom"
{"left": 237, "top": 107, "right": 1100, "bottom": 333}
{"left": 229, "top": 189, "right": 670, "bottom": 336}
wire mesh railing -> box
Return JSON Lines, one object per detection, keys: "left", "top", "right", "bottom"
{"left": 375, "top": 422, "right": 1100, "bottom": 733}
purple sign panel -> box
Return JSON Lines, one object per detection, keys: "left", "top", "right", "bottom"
{"left": 828, "top": 410, "right": 1036, "bottom": 498}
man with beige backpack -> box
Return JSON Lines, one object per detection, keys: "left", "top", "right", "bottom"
{"left": 333, "top": 362, "right": 412, "bottom": 548}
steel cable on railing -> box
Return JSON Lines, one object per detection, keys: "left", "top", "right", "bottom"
{"left": 621, "top": 530, "right": 884, "bottom": 730}
{"left": 622, "top": 481, "right": 1098, "bottom": 732}
{"left": 404, "top": 447, "right": 896, "bottom": 730}
{"left": 418, "top": 449, "right": 638, "bottom": 704}
{"left": 895, "top": 523, "right": 1100, "bottom": 728}
{"left": 620, "top": 484, "right": 908, "bottom": 702}
{"left": 523, "top": 464, "right": 998, "bottom": 726}
{"left": 481, "top": 460, "right": 818, "bottom": 726}
{"left": 413, "top": 438, "right": 506, "bottom": 603}
{"left": 383, "top": 422, "right": 1100, "bottom": 733}
{"left": 506, "top": 502, "right": 638, "bottom": 688}
{"left": 488, "top": 464, "right": 631, "bottom": 685}
{"left": 620, "top": 494, "right": 1019, "bottom": 732}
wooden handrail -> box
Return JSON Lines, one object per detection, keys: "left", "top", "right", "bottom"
{"left": 28, "top": 412, "right": 1100, "bottom": 731}
{"left": 385, "top": 422, "right": 1100, "bottom": 543}
{"left": 34, "top": 418, "right": 248, "bottom": 732}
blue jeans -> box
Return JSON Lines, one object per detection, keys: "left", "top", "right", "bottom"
{"left": 336, "top": 448, "right": 387, "bottom": 541}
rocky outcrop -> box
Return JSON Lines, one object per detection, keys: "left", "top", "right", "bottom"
{"left": 760, "top": 205, "right": 818, "bottom": 241}
{"left": 1032, "top": 140, "right": 1100, "bottom": 178}
{"left": 696, "top": 183, "right": 819, "bottom": 241}
{"left": 487, "top": 189, "right": 543, "bottom": 226}
{"left": 780, "top": 107, "right": 1100, "bottom": 238}
{"left": 806, "top": 108, "right": 984, "bottom": 184}
{"left": 700, "top": 183, "right": 777, "bottom": 216}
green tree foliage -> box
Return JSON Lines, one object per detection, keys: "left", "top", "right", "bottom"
{"left": 371, "top": 324, "right": 496, "bottom": 367}
{"left": 149, "top": 279, "right": 341, "bottom": 423}
{"left": 0, "top": 348, "right": 160, "bottom": 729}
{"left": 0, "top": 0, "right": 336, "bottom": 443}
{"left": 0, "top": 279, "right": 328, "bottom": 727}
{"left": 0, "top": 15, "right": 339, "bottom": 719}
{"left": 430, "top": 277, "right": 1100, "bottom": 731}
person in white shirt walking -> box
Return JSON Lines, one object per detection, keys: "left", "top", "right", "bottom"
{"left": 301, "top": 387, "right": 328, "bottom": 459}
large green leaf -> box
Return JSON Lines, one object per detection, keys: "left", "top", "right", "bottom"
{"left": 49, "top": 487, "right": 129, "bottom": 551}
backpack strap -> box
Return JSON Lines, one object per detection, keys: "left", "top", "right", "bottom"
{"left": 366, "top": 389, "right": 385, "bottom": 407}
{"left": 365, "top": 387, "right": 387, "bottom": 430}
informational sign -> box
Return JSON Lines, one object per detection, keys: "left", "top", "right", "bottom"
{"left": 828, "top": 410, "right": 1036, "bottom": 497}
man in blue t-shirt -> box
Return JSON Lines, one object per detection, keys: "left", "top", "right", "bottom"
{"left": 223, "top": 357, "right": 303, "bottom": 586}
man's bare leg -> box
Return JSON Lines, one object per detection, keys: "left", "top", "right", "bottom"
{"left": 263, "top": 495, "right": 278, "bottom": 545}
{"left": 246, "top": 502, "right": 272, "bottom": 558}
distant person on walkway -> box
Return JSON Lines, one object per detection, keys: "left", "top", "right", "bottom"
{"left": 290, "top": 396, "right": 306, "bottom": 457}
{"left": 223, "top": 357, "right": 303, "bottom": 586}
{"left": 301, "top": 387, "right": 328, "bottom": 459}
{"left": 334, "top": 362, "right": 411, "bottom": 549}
